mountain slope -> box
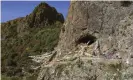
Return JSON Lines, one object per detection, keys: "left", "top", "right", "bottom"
{"left": 1, "top": 2, "right": 64, "bottom": 80}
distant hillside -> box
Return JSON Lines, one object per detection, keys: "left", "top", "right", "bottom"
{"left": 1, "top": 2, "right": 64, "bottom": 80}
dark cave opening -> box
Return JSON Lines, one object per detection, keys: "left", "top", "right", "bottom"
{"left": 76, "top": 35, "right": 97, "bottom": 45}
{"left": 121, "top": 1, "right": 132, "bottom": 7}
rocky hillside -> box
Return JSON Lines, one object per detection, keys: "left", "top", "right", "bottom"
{"left": 58, "top": 1, "right": 133, "bottom": 56}
{"left": 2, "top": 2, "right": 64, "bottom": 38}
{"left": 1, "top": 2, "right": 64, "bottom": 80}
{"left": 36, "top": 1, "right": 133, "bottom": 80}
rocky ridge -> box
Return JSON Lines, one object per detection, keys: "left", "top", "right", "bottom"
{"left": 2, "top": 2, "right": 64, "bottom": 38}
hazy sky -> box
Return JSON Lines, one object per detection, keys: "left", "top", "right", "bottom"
{"left": 1, "top": 1, "right": 70, "bottom": 22}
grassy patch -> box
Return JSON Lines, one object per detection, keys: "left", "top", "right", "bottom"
{"left": 1, "top": 75, "right": 22, "bottom": 80}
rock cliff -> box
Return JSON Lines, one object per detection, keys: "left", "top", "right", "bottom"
{"left": 57, "top": 1, "right": 133, "bottom": 58}
{"left": 36, "top": 1, "right": 133, "bottom": 80}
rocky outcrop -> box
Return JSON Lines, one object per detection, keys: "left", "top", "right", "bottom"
{"left": 57, "top": 1, "right": 133, "bottom": 58}
{"left": 37, "top": 1, "right": 133, "bottom": 80}
{"left": 36, "top": 43, "right": 133, "bottom": 80}
{"left": 26, "top": 2, "right": 64, "bottom": 28}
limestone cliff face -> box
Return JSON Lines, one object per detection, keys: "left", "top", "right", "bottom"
{"left": 58, "top": 1, "right": 133, "bottom": 57}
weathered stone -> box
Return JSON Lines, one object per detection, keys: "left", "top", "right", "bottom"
{"left": 37, "top": 1, "right": 133, "bottom": 80}
{"left": 57, "top": 1, "right": 133, "bottom": 58}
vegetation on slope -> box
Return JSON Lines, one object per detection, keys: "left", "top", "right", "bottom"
{"left": 1, "top": 2, "right": 64, "bottom": 80}
{"left": 1, "top": 21, "right": 62, "bottom": 79}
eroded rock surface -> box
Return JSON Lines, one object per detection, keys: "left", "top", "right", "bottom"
{"left": 57, "top": 1, "right": 133, "bottom": 57}
{"left": 37, "top": 1, "right": 133, "bottom": 80}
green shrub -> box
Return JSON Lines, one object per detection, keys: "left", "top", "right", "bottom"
{"left": 1, "top": 21, "right": 62, "bottom": 79}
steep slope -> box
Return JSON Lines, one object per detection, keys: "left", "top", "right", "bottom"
{"left": 1, "top": 2, "right": 64, "bottom": 80}
{"left": 37, "top": 1, "right": 133, "bottom": 80}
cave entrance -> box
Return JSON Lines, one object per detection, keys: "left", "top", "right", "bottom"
{"left": 121, "top": 1, "right": 132, "bottom": 7}
{"left": 76, "top": 34, "right": 97, "bottom": 45}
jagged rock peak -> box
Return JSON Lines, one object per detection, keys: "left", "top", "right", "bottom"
{"left": 35, "top": 2, "right": 51, "bottom": 8}
{"left": 33, "top": 2, "right": 56, "bottom": 14}
{"left": 2, "top": 2, "right": 65, "bottom": 38}
{"left": 2, "top": 2, "right": 64, "bottom": 28}
{"left": 26, "top": 2, "right": 64, "bottom": 27}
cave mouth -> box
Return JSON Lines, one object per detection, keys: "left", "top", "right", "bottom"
{"left": 76, "top": 35, "right": 97, "bottom": 45}
{"left": 121, "top": 1, "right": 132, "bottom": 7}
